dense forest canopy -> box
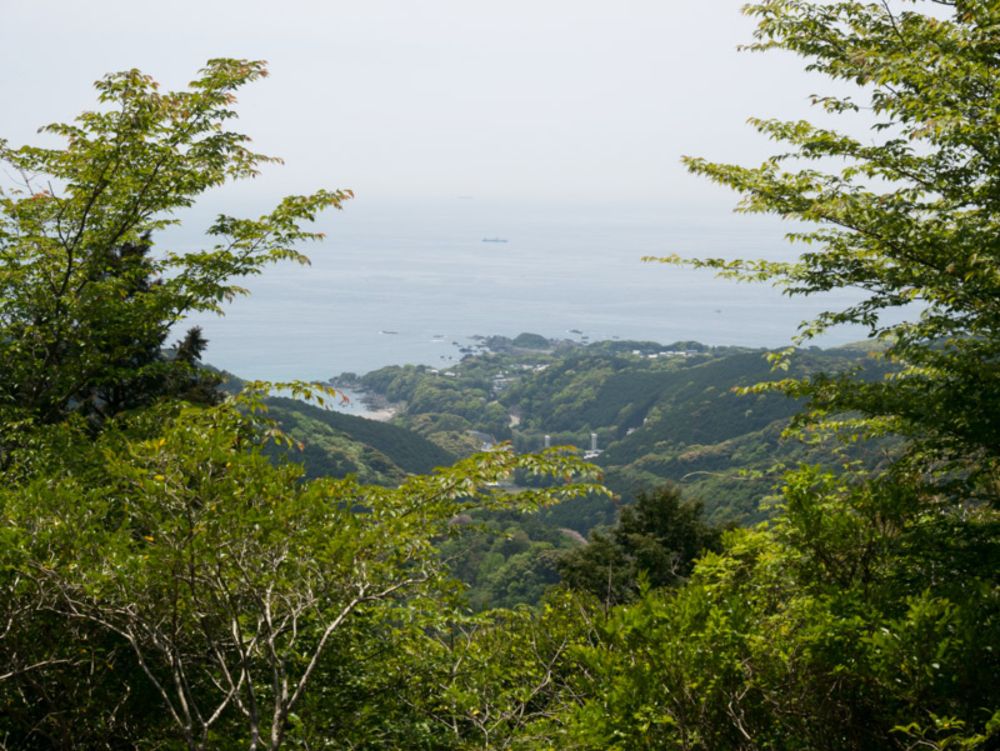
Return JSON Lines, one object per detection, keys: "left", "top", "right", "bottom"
{"left": 0, "top": 1, "right": 997, "bottom": 749}
{"left": 0, "top": 60, "right": 602, "bottom": 749}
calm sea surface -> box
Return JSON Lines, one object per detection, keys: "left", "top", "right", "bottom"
{"left": 175, "top": 199, "right": 871, "bottom": 388}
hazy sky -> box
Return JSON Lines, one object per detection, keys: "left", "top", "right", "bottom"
{"left": 3, "top": 0, "right": 827, "bottom": 209}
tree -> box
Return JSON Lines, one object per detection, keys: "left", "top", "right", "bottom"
{"left": 651, "top": 0, "right": 1000, "bottom": 504}
{"left": 555, "top": 470, "right": 1000, "bottom": 751}
{"left": 0, "top": 388, "right": 602, "bottom": 749}
{"left": 401, "top": 5, "right": 1000, "bottom": 747}
{"left": 557, "top": 485, "right": 723, "bottom": 606}
{"left": 560, "top": 3, "right": 1000, "bottom": 748}
{"left": 383, "top": 590, "right": 604, "bottom": 750}
{"left": 0, "top": 59, "right": 350, "bottom": 435}
{"left": 0, "top": 60, "right": 609, "bottom": 749}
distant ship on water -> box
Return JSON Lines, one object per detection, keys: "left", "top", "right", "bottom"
{"left": 481, "top": 237, "right": 508, "bottom": 243}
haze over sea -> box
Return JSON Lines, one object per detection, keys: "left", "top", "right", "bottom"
{"left": 177, "top": 198, "right": 869, "bottom": 385}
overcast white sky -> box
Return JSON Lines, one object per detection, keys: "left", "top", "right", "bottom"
{"left": 3, "top": 0, "right": 825, "bottom": 209}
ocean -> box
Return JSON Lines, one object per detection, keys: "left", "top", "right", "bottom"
{"left": 176, "top": 198, "right": 871, "bottom": 389}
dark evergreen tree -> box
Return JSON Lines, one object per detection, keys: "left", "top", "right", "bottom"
{"left": 558, "top": 484, "right": 723, "bottom": 605}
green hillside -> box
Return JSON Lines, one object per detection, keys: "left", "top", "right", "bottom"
{"left": 353, "top": 338, "right": 886, "bottom": 525}
{"left": 588, "top": 349, "right": 889, "bottom": 522}
{"left": 217, "top": 372, "right": 455, "bottom": 484}
{"left": 265, "top": 396, "right": 455, "bottom": 484}
{"left": 332, "top": 339, "right": 894, "bottom": 610}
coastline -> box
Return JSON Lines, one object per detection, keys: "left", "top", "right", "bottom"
{"left": 329, "top": 381, "right": 403, "bottom": 423}
{"left": 361, "top": 405, "right": 399, "bottom": 422}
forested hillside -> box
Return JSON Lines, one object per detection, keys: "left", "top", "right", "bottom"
{"left": 217, "top": 373, "right": 455, "bottom": 484}
{"left": 342, "top": 339, "right": 898, "bottom": 609}
{"left": 1, "top": 2, "right": 997, "bottom": 748}
{"left": 352, "top": 338, "right": 888, "bottom": 524}
{"left": 267, "top": 396, "right": 454, "bottom": 480}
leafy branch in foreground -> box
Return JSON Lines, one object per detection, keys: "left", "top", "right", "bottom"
{"left": 2, "top": 394, "right": 605, "bottom": 750}
{"left": 0, "top": 59, "right": 351, "bottom": 433}
{"left": 646, "top": 1, "right": 1000, "bottom": 502}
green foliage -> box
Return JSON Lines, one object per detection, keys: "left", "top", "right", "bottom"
{"left": 653, "top": 0, "right": 1000, "bottom": 505}
{"left": 556, "top": 471, "right": 1000, "bottom": 750}
{"left": 386, "top": 590, "right": 606, "bottom": 750}
{"left": 439, "top": 509, "right": 582, "bottom": 611}
{"left": 0, "top": 59, "right": 609, "bottom": 749}
{"left": 4, "top": 4, "right": 999, "bottom": 745}
{"left": 0, "top": 394, "right": 603, "bottom": 749}
{"left": 0, "top": 59, "right": 350, "bottom": 435}
{"left": 265, "top": 395, "right": 455, "bottom": 482}
{"left": 557, "top": 485, "right": 724, "bottom": 606}
{"left": 348, "top": 3, "right": 999, "bottom": 748}
{"left": 557, "top": 2, "right": 1000, "bottom": 748}
{"left": 362, "top": 339, "right": 889, "bottom": 526}
{"left": 359, "top": 361, "right": 514, "bottom": 443}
